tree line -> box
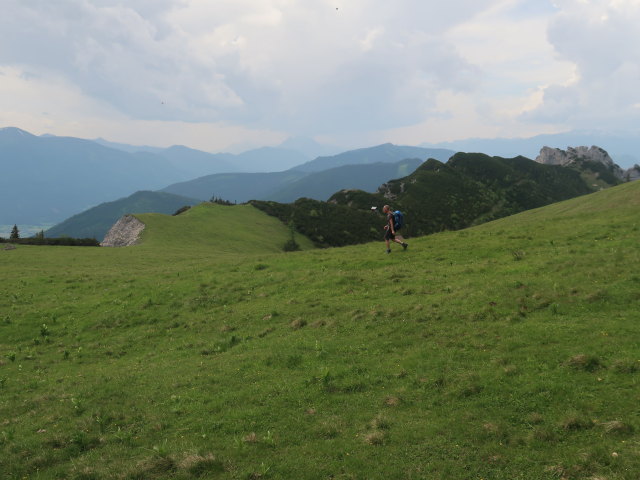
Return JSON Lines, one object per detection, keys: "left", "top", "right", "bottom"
{"left": 1, "top": 225, "right": 99, "bottom": 246}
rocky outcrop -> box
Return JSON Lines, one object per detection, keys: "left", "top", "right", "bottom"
{"left": 535, "top": 145, "right": 638, "bottom": 182}
{"left": 101, "top": 215, "right": 145, "bottom": 247}
{"left": 624, "top": 164, "right": 640, "bottom": 182}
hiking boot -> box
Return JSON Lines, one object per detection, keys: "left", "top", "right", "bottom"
{"left": 402, "top": 242, "right": 408, "bottom": 251}
{"left": 386, "top": 249, "right": 391, "bottom": 254}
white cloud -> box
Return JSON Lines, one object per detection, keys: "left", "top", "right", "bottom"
{"left": 524, "top": 0, "right": 640, "bottom": 132}
{"left": 0, "top": 65, "right": 283, "bottom": 151}
{"left": 0, "top": 0, "right": 497, "bottom": 140}
{"left": 1, "top": 0, "right": 638, "bottom": 148}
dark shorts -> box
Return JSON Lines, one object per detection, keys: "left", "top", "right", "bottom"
{"left": 384, "top": 229, "right": 397, "bottom": 241}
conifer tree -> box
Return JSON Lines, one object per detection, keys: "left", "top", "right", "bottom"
{"left": 9, "top": 225, "right": 19, "bottom": 240}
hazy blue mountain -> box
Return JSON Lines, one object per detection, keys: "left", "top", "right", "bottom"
{"left": 422, "top": 131, "right": 640, "bottom": 168}
{"left": 0, "top": 127, "right": 189, "bottom": 225}
{"left": 45, "top": 190, "right": 199, "bottom": 241}
{"left": 278, "top": 136, "right": 344, "bottom": 159}
{"left": 266, "top": 158, "right": 424, "bottom": 203}
{"left": 232, "top": 146, "right": 310, "bottom": 172}
{"left": 292, "top": 143, "right": 455, "bottom": 172}
{"left": 161, "top": 171, "right": 308, "bottom": 203}
{"left": 92, "top": 138, "right": 166, "bottom": 154}
{"left": 96, "top": 137, "right": 310, "bottom": 173}
{"left": 158, "top": 145, "right": 238, "bottom": 176}
{"left": 161, "top": 145, "right": 435, "bottom": 204}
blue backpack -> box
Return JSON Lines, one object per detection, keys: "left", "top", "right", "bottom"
{"left": 393, "top": 210, "right": 404, "bottom": 230}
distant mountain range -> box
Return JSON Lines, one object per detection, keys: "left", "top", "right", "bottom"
{"left": 266, "top": 159, "right": 424, "bottom": 203}
{"left": 2, "top": 126, "right": 452, "bottom": 229}
{"left": 0, "top": 127, "right": 186, "bottom": 225}
{"left": 7, "top": 123, "right": 639, "bottom": 243}
{"left": 49, "top": 151, "right": 445, "bottom": 240}
{"left": 159, "top": 144, "right": 453, "bottom": 205}
{"left": 0, "top": 127, "right": 312, "bottom": 226}
{"left": 94, "top": 138, "right": 311, "bottom": 174}
{"left": 161, "top": 145, "right": 454, "bottom": 203}
{"left": 290, "top": 143, "right": 453, "bottom": 172}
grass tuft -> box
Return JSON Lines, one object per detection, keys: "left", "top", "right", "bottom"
{"left": 384, "top": 395, "right": 401, "bottom": 407}
{"left": 369, "top": 414, "right": 391, "bottom": 431}
{"left": 289, "top": 318, "right": 307, "bottom": 330}
{"left": 364, "top": 430, "right": 386, "bottom": 445}
{"left": 180, "top": 453, "right": 225, "bottom": 476}
{"left": 599, "top": 420, "right": 634, "bottom": 435}
{"left": 611, "top": 359, "right": 639, "bottom": 373}
{"left": 561, "top": 415, "right": 594, "bottom": 431}
{"left": 566, "top": 354, "right": 605, "bottom": 372}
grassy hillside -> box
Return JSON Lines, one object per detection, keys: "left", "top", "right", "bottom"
{"left": 1, "top": 182, "right": 639, "bottom": 479}
{"left": 133, "top": 202, "right": 315, "bottom": 253}
{"left": 45, "top": 191, "right": 200, "bottom": 242}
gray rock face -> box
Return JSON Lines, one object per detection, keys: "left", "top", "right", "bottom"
{"left": 625, "top": 165, "right": 640, "bottom": 181}
{"left": 101, "top": 215, "right": 145, "bottom": 247}
{"left": 535, "top": 145, "right": 633, "bottom": 181}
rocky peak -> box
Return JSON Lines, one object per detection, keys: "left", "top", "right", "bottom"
{"left": 535, "top": 145, "right": 630, "bottom": 181}
{"left": 626, "top": 164, "right": 640, "bottom": 182}
{"left": 536, "top": 145, "right": 614, "bottom": 167}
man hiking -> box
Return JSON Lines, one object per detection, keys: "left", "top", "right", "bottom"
{"left": 382, "top": 205, "right": 408, "bottom": 254}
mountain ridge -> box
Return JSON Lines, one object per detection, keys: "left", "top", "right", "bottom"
{"left": 251, "top": 152, "right": 614, "bottom": 247}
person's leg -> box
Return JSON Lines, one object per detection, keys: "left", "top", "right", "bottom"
{"left": 394, "top": 234, "right": 408, "bottom": 249}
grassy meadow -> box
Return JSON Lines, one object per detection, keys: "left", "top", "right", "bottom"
{"left": 1, "top": 185, "right": 639, "bottom": 479}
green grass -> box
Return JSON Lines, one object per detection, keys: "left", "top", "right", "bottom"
{"left": 136, "top": 202, "right": 315, "bottom": 252}
{"left": 1, "top": 182, "right": 640, "bottom": 479}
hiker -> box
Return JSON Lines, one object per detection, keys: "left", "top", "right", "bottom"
{"left": 382, "top": 205, "right": 408, "bottom": 254}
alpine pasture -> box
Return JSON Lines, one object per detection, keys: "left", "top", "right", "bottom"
{"left": 1, "top": 184, "right": 639, "bottom": 479}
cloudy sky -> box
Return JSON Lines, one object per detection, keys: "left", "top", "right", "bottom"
{"left": 1, "top": 0, "right": 639, "bottom": 152}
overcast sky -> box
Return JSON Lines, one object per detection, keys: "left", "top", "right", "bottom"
{"left": 1, "top": 0, "right": 639, "bottom": 152}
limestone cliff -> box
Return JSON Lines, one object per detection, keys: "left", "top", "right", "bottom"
{"left": 535, "top": 145, "right": 638, "bottom": 182}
